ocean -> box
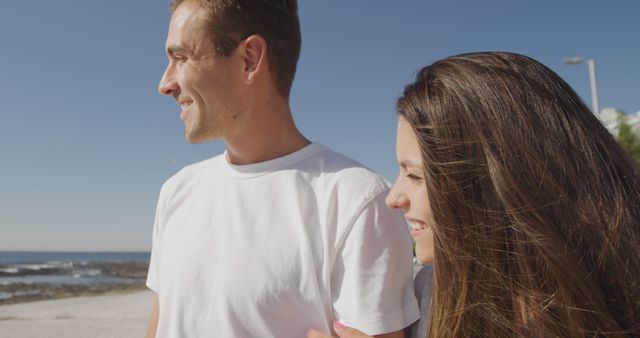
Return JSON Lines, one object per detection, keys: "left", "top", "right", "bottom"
{"left": 0, "top": 251, "right": 150, "bottom": 304}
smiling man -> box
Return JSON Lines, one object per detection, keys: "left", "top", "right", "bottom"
{"left": 145, "top": 1, "right": 419, "bottom": 337}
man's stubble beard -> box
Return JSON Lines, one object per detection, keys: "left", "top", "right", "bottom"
{"left": 185, "top": 113, "right": 216, "bottom": 144}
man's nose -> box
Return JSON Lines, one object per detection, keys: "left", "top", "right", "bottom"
{"left": 158, "top": 65, "right": 178, "bottom": 96}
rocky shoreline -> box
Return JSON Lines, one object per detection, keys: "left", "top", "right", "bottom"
{"left": 0, "top": 261, "right": 148, "bottom": 305}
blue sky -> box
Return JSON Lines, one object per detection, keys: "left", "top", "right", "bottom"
{"left": 1, "top": 1, "right": 639, "bottom": 251}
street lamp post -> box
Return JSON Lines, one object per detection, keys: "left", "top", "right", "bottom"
{"left": 564, "top": 57, "right": 600, "bottom": 115}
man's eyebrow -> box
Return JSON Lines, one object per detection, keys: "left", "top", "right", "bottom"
{"left": 166, "top": 45, "right": 187, "bottom": 56}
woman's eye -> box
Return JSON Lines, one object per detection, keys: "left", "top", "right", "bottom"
{"left": 406, "top": 173, "right": 422, "bottom": 181}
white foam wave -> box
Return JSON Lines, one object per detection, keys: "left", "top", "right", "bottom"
{"left": 20, "top": 264, "right": 51, "bottom": 270}
{"left": 71, "top": 269, "right": 102, "bottom": 278}
{"left": 86, "top": 269, "right": 101, "bottom": 276}
{"left": 19, "top": 261, "right": 74, "bottom": 271}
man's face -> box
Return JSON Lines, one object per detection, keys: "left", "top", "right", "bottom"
{"left": 158, "top": 1, "right": 242, "bottom": 143}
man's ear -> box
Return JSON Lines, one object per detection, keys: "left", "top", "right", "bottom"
{"left": 241, "top": 34, "right": 267, "bottom": 84}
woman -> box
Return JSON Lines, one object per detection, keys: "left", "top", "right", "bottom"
{"left": 308, "top": 52, "right": 640, "bottom": 337}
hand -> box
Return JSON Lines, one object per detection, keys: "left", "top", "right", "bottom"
{"left": 306, "top": 322, "right": 373, "bottom": 338}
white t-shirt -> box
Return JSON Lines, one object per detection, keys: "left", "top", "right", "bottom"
{"left": 147, "top": 143, "right": 419, "bottom": 337}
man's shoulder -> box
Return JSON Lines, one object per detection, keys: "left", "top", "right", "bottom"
{"left": 310, "top": 146, "right": 390, "bottom": 195}
{"left": 159, "top": 154, "right": 223, "bottom": 194}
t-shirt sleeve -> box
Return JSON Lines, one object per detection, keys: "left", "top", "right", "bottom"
{"left": 331, "top": 190, "right": 420, "bottom": 335}
{"left": 146, "top": 184, "right": 167, "bottom": 293}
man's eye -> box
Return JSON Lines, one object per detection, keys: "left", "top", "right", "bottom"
{"left": 173, "top": 56, "right": 187, "bottom": 63}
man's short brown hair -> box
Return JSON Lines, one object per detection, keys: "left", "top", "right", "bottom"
{"left": 170, "top": 0, "right": 301, "bottom": 98}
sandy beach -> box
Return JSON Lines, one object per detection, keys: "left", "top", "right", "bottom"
{"left": 0, "top": 289, "right": 153, "bottom": 338}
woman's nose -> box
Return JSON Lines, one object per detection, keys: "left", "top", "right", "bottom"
{"left": 385, "top": 181, "right": 409, "bottom": 211}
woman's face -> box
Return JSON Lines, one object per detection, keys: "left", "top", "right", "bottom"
{"left": 386, "top": 118, "right": 435, "bottom": 264}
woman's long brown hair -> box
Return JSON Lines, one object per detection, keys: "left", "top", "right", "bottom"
{"left": 397, "top": 52, "right": 640, "bottom": 337}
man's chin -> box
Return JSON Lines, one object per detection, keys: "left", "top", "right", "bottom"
{"left": 185, "top": 134, "right": 206, "bottom": 144}
{"left": 185, "top": 129, "right": 215, "bottom": 144}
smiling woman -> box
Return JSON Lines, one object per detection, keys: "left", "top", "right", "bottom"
{"left": 308, "top": 51, "right": 640, "bottom": 338}
{"left": 398, "top": 51, "right": 640, "bottom": 338}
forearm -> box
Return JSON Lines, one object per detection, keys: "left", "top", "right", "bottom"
{"left": 145, "top": 293, "right": 160, "bottom": 338}
{"left": 374, "top": 329, "right": 405, "bottom": 338}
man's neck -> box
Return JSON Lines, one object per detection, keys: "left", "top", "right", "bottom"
{"left": 225, "top": 132, "right": 310, "bottom": 165}
{"left": 224, "top": 104, "right": 311, "bottom": 165}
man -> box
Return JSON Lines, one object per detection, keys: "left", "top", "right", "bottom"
{"left": 145, "top": 1, "right": 419, "bottom": 337}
